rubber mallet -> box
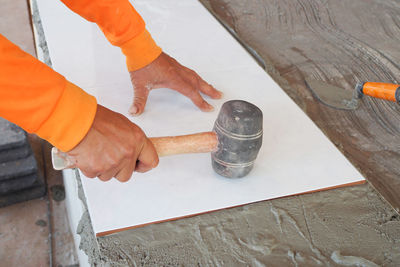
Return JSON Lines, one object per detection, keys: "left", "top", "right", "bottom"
{"left": 52, "top": 100, "right": 263, "bottom": 178}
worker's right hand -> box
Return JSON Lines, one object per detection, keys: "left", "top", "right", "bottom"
{"left": 66, "top": 105, "right": 159, "bottom": 182}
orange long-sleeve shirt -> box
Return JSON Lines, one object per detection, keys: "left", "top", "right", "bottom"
{"left": 0, "top": 0, "right": 162, "bottom": 152}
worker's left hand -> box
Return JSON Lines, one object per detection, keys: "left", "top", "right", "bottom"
{"left": 128, "top": 52, "right": 223, "bottom": 115}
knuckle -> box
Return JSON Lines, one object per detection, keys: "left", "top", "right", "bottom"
{"left": 187, "top": 89, "right": 198, "bottom": 99}
{"left": 86, "top": 159, "right": 98, "bottom": 171}
{"left": 93, "top": 167, "right": 103, "bottom": 176}
{"left": 133, "top": 95, "right": 146, "bottom": 105}
{"left": 187, "top": 76, "right": 197, "bottom": 86}
{"left": 124, "top": 146, "right": 135, "bottom": 158}
{"left": 133, "top": 131, "right": 145, "bottom": 144}
{"left": 191, "top": 75, "right": 200, "bottom": 85}
{"left": 103, "top": 155, "right": 119, "bottom": 170}
{"left": 109, "top": 161, "right": 119, "bottom": 170}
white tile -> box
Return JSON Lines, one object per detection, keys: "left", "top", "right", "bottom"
{"left": 36, "top": 0, "right": 364, "bottom": 235}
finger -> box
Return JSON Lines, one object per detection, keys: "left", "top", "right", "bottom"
{"left": 115, "top": 159, "right": 136, "bottom": 183}
{"left": 97, "top": 174, "right": 113, "bottom": 182}
{"left": 135, "top": 161, "right": 148, "bottom": 173}
{"left": 80, "top": 170, "right": 98, "bottom": 179}
{"left": 183, "top": 87, "right": 214, "bottom": 112}
{"left": 135, "top": 139, "right": 159, "bottom": 173}
{"left": 184, "top": 69, "right": 222, "bottom": 99}
{"left": 98, "top": 167, "right": 119, "bottom": 182}
{"left": 198, "top": 80, "right": 223, "bottom": 99}
{"left": 178, "top": 73, "right": 214, "bottom": 111}
{"left": 130, "top": 85, "right": 150, "bottom": 116}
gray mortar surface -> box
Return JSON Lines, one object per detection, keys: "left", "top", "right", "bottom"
{"left": 94, "top": 183, "right": 400, "bottom": 266}
{"left": 74, "top": 170, "right": 103, "bottom": 267}
{"left": 31, "top": 0, "right": 53, "bottom": 68}
{"left": 74, "top": 167, "right": 400, "bottom": 266}
{"left": 32, "top": 1, "right": 400, "bottom": 266}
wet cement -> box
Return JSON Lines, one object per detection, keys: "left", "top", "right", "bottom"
{"left": 72, "top": 159, "right": 400, "bottom": 266}
{"left": 199, "top": 0, "right": 400, "bottom": 215}
{"left": 92, "top": 183, "right": 400, "bottom": 266}
{"left": 71, "top": 166, "right": 400, "bottom": 266}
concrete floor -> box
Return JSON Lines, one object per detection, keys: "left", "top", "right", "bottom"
{"left": 0, "top": 136, "right": 78, "bottom": 267}
{"left": 0, "top": 0, "right": 78, "bottom": 266}
{"left": 0, "top": 191, "right": 50, "bottom": 266}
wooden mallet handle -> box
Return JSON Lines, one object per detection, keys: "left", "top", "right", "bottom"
{"left": 150, "top": 132, "right": 217, "bottom": 157}
{"left": 51, "top": 132, "right": 218, "bottom": 170}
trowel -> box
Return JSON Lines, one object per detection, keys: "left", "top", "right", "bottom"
{"left": 305, "top": 78, "right": 400, "bottom": 110}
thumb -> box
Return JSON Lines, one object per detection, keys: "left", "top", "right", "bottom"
{"left": 129, "top": 85, "right": 150, "bottom": 116}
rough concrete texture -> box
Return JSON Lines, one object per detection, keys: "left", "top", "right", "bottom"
{"left": 199, "top": 0, "right": 400, "bottom": 214}
{"left": 0, "top": 196, "right": 50, "bottom": 266}
{"left": 0, "top": 154, "right": 37, "bottom": 181}
{"left": 0, "top": 173, "right": 37, "bottom": 194}
{"left": 0, "top": 149, "right": 44, "bottom": 205}
{"left": 0, "top": 145, "right": 31, "bottom": 164}
{"left": 0, "top": 171, "right": 45, "bottom": 208}
{"left": 74, "top": 171, "right": 104, "bottom": 267}
{"left": 0, "top": 118, "right": 27, "bottom": 151}
{"left": 91, "top": 183, "right": 399, "bottom": 266}
{"left": 31, "top": 0, "right": 53, "bottom": 67}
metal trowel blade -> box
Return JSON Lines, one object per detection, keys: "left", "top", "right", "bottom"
{"left": 305, "top": 78, "right": 359, "bottom": 110}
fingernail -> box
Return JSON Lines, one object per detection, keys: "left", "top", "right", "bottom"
{"left": 206, "top": 104, "right": 214, "bottom": 112}
{"left": 129, "top": 105, "right": 138, "bottom": 115}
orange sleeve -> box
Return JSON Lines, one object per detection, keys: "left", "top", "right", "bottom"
{"left": 60, "top": 0, "right": 162, "bottom": 71}
{"left": 0, "top": 1, "right": 160, "bottom": 151}
{"left": 0, "top": 34, "right": 97, "bottom": 152}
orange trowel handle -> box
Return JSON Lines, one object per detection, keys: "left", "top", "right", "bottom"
{"left": 357, "top": 82, "right": 400, "bottom": 103}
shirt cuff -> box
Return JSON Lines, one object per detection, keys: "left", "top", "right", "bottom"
{"left": 120, "top": 29, "right": 162, "bottom": 72}
{"left": 35, "top": 81, "right": 97, "bottom": 152}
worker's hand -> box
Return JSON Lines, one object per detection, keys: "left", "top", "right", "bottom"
{"left": 66, "top": 105, "right": 159, "bottom": 182}
{"left": 128, "top": 52, "right": 223, "bottom": 115}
